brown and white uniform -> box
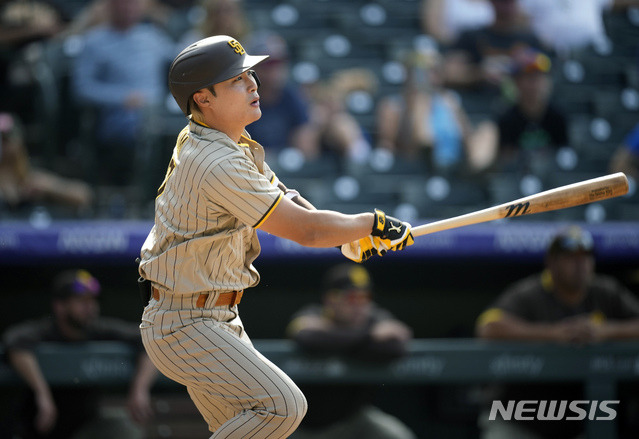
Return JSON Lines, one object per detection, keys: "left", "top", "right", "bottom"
{"left": 139, "top": 120, "right": 307, "bottom": 438}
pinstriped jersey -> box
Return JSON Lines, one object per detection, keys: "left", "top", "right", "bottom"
{"left": 139, "top": 120, "right": 283, "bottom": 294}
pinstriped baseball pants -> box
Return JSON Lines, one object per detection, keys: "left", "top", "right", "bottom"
{"left": 140, "top": 291, "right": 307, "bottom": 438}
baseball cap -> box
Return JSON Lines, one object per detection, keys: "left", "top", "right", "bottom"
{"left": 52, "top": 269, "right": 101, "bottom": 299}
{"left": 323, "top": 264, "right": 372, "bottom": 293}
{"left": 547, "top": 226, "right": 594, "bottom": 255}
{"left": 510, "top": 48, "right": 552, "bottom": 76}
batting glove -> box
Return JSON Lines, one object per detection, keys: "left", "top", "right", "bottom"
{"left": 341, "top": 235, "right": 386, "bottom": 263}
{"left": 371, "top": 209, "right": 414, "bottom": 253}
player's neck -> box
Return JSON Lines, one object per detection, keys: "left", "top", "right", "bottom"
{"left": 197, "top": 115, "right": 243, "bottom": 143}
{"left": 56, "top": 320, "right": 88, "bottom": 341}
{"left": 518, "top": 98, "right": 546, "bottom": 120}
{"left": 554, "top": 287, "right": 587, "bottom": 307}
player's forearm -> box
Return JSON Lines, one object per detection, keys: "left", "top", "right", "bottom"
{"left": 302, "top": 211, "right": 374, "bottom": 247}
{"left": 0, "top": 26, "right": 52, "bottom": 44}
{"left": 598, "top": 320, "right": 639, "bottom": 340}
{"left": 261, "top": 200, "right": 374, "bottom": 247}
{"left": 293, "top": 327, "right": 371, "bottom": 352}
{"left": 363, "top": 338, "right": 408, "bottom": 360}
{"left": 130, "top": 353, "right": 159, "bottom": 395}
{"left": 477, "top": 319, "right": 562, "bottom": 342}
{"left": 8, "top": 350, "right": 53, "bottom": 398}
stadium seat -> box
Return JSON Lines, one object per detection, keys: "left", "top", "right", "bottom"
{"left": 486, "top": 172, "right": 523, "bottom": 206}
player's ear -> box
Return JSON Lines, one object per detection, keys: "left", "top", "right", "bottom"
{"left": 193, "top": 90, "right": 211, "bottom": 108}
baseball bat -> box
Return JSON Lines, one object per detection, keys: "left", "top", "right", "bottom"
{"left": 412, "top": 172, "right": 629, "bottom": 238}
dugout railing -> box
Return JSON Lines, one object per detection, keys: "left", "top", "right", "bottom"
{"left": 1, "top": 339, "right": 638, "bottom": 439}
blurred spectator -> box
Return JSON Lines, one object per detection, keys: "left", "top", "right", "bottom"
{"left": 59, "top": 0, "right": 119, "bottom": 38}
{"left": 306, "top": 68, "right": 375, "bottom": 166}
{"left": 286, "top": 264, "right": 416, "bottom": 439}
{"left": 376, "top": 46, "right": 498, "bottom": 175}
{"left": 245, "top": 32, "right": 318, "bottom": 161}
{"left": 2, "top": 269, "right": 158, "bottom": 439}
{"left": 0, "top": 1, "right": 64, "bottom": 44}
{"left": 62, "top": 0, "right": 197, "bottom": 40}
{"left": 71, "top": 0, "right": 176, "bottom": 186}
{"left": 609, "top": 122, "right": 639, "bottom": 179}
{"left": 442, "top": 0, "right": 543, "bottom": 91}
{"left": 146, "top": 0, "right": 200, "bottom": 41}
{"left": 0, "top": 1, "right": 66, "bottom": 122}
{"left": 421, "top": 0, "right": 495, "bottom": 46}
{"left": 493, "top": 48, "right": 568, "bottom": 174}
{"left": 0, "top": 112, "right": 93, "bottom": 214}
{"left": 518, "top": 0, "right": 638, "bottom": 58}
{"left": 178, "top": 0, "right": 251, "bottom": 48}
{"left": 475, "top": 225, "right": 639, "bottom": 439}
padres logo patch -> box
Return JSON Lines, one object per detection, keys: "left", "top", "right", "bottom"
{"left": 228, "top": 39, "right": 246, "bottom": 55}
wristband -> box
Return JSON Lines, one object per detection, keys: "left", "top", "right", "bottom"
{"left": 372, "top": 209, "right": 386, "bottom": 236}
{"left": 285, "top": 189, "right": 300, "bottom": 200}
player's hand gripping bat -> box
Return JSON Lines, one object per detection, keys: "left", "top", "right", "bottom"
{"left": 412, "top": 172, "right": 629, "bottom": 238}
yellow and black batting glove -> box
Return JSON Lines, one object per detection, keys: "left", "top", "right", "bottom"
{"left": 341, "top": 235, "right": 385, "bottom": 263}
{"left": 371, "top": 208, "right": 414, "bottom": 253}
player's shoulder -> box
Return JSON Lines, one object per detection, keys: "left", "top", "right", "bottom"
{"left": 590, "top": 274, "right": 630, "bottom": 296}
{"left": 290, "top": 304, "right": 323, "bottom": 320}
{"left": 3, "top": 317, "right": 49, "bottom": 334}
{"left": 184, "top": 127, "right": 244, "bottom": 162}
{"left": 2, "top": 318, "right": 51, "bottom": 346}
{"left": 502, "top": 274, "right": 544, "bottom": 300}
{"left": 175, "top": 125, "right": 190, "bottom": 148}
{"left": 188, "top": 124, "right": 240, "bottom": 151}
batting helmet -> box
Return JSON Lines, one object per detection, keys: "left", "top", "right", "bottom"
{"left": 169, "top": 35, "right": 269, "bottom": 116}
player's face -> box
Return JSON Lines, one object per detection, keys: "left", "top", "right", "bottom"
{"left": 210, "top": 71, "right": 262, "bottom": 129}
{"left": 57, "top": 295, "right": 99, "bottom": 331}
{"left": 490, "top": 0, "right": 519, "bottom": 20}
{"left": 549, "top": 251, "right": 595, "bottom": 294}
{"left": 110, "top": 0, "right": 144, "bottom": 29}
{"left": 327, "top": 289, "right": 372, "bottom": 327}
{"left": 516, "top": 71, "right": 551, "bottom": 103}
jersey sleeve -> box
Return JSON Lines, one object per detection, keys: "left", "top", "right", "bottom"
{"left": 613, "top": 289, "right": 639, "bottom": 319}
{"left": 598, "top": 277, "right": 639, "bottom": 320}
{"left": 262, "top": 160, "right": 280, "bottom": 188}
{"left": 2, "top": 321, "right": 44, "bottom": 352}
{"left": 492, "top": 285, "right": 535, "bottom": 319}
{"left": 94, "top": 317, "right": 145, "bottom": 351}
{"left": 205, "top": 154, "right": 283, "bottom": 228}
{"left": 478, "top": 277, "right": 540, "bottom": 325}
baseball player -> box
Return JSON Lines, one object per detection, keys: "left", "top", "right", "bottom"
{"left": 138, "top": 35, "right": 414, "bottom": 439}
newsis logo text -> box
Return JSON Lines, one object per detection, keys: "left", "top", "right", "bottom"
{"left": 489, "top": 400, "right": 619, "bottom": 421}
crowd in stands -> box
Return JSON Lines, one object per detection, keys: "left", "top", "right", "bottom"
{"left": 1, "top": 0, "right": 638, "bottom": 222}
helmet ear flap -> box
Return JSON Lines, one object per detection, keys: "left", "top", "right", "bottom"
{"left": 249, "top": 70, "right": 261, "bottom": 88}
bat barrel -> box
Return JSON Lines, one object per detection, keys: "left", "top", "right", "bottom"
{"left": 411, "top": 172, "right": 629, "bottom": 238}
